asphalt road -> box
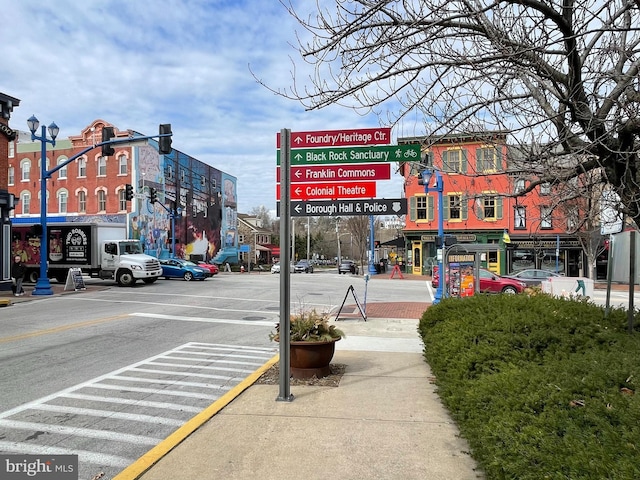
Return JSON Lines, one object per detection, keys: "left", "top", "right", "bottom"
{"left": 0, "top": 269, "right": 427, "bottom": 480}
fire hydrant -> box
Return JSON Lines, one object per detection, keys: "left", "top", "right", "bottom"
{"left": 240, "top": 265, "right": 245, "bottom": 273}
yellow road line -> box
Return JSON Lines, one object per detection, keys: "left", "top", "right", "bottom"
{"left": 0, "top": 315, "right": 130, "bottom": 344}
{"left": 113, "top": 354, "right": 280, "bottom": 480}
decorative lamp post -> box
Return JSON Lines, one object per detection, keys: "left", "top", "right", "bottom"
{"left": 28, "top": 115, "right": 59, "bottom": 296}
{"left": 422, "top": 168, "right": 444, "bottom": 304}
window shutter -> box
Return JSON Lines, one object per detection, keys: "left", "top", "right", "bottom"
{"left": 494, "top": 147, "right": 501, "bottom": 171}
{"left": 443, "top": 195, "right": 450, "bottom": 220}
{"left": 476, "top": 197, "right": 485, "bottom": 219}
{"left": 428, "top": 196, "right": 434, "bottom": 221}
{"left": 410, "top": 196, "right": 416, "bottom": 221}
{"left": 476, "top": 148, "right": 484, "bottom": 172}
{"left": 497, "top": 196, "right": 503, "bottom": 219}
{"left": 441, "top": 150, "right": 449, "bottom": 172}
{"left": 427, "top": 151, "right": 434, "bottom": 167}
{"left": 462, "top": 149, "right": 468, "bottom": 173}
{"left": 462, "top": 195, "right": 468, "bottom": 220}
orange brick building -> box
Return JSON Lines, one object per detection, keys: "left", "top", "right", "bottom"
{"left": 398, "top": 133, "right": 585, "bottom": 277}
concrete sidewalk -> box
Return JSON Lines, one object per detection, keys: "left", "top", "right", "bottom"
{"left": 115, "top": 305, "right": 483, "bottom": 480}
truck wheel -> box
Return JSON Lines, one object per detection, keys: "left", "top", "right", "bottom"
{"left": 143, "top": 278, "right": 158, "bottom": 284}
{"left": 183, "top": 272, "right": 194, "bottom": 281}
{"left": 117, "top": 270, "right": 136, "bottom": 287}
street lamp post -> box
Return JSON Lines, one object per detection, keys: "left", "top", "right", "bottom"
{"left": 28, "top": 115, "right": 59, "bottom": 296}
{"left": 422, "top": 168, "right": 444, "bottom": 304}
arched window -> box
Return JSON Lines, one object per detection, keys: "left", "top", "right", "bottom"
{"left": 57, "top": 156, "right": 68, "bottom": 179}
{"left": 78, "top": 190, "right": 87, "bottom": 213}
{"left": 57, "top": 190, "right": 68, "bottom": 213}
{"left": 20, "top": 191, "right": 30, "bottom": 214}
{"left": 21, "top": 159, "right": 31, "bottom": 181}
{"left": 97, "top": 189, "right": 107, "bottom": 212}
{"left": 78, "top": 157, "right": 87, "bottom": 177}
{"left": 118, "top": 154, "right": 128, "bottom": 175}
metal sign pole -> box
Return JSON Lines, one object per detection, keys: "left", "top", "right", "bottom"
{"left": 277, "top": 128, "right": 294, "bottom": 402}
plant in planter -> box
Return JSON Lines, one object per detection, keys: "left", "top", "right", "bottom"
{"left": 270, "top": 308, "right": 345, "bottom": 379}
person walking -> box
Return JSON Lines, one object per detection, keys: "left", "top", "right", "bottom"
{"left": 11, "top": 255, "right": 26, "bottom": 296}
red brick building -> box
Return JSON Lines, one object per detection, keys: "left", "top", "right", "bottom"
{"left": 9, "top": 119, "right": 239, "bottom": 265}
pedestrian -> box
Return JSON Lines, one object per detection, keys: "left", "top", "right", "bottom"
{"left": 11, "top": 255, "right": 26, "bottom": 297}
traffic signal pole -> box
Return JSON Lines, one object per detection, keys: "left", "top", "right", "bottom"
{"left": 32, "top": 127, "right": 173, "bottom": 295}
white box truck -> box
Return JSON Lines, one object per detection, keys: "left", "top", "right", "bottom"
{"left": 11, "top": 222, "right": 162, "bottom": 286}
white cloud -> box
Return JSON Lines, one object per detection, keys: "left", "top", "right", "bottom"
{"left": 1, "top": 0, "right": 405, "bottom": 213}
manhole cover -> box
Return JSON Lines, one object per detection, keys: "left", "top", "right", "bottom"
{"left": 243, "top": 316, "right": 268, "bottom": 321}
{"left": 265, "top": 306, "right": 280, "bottom": 311}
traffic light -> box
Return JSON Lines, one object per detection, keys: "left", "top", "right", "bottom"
{"left": 125, "top": 184, "right": 134, "bottom": 201}
{"left": 101, "top": 127, "right": 115, "bottom": 156}
{"left": 149, "top": 187, "right": 158, "bottom": 204}
{"left": 159, "top": 124, "right": 172, "bottom": 154}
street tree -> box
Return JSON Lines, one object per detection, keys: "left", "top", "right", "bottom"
{"left": 271, "top": 0, "right": 640, "bottom": 228}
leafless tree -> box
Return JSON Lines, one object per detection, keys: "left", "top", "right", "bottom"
{"left": 269, "top": 0, "right": 640, "bottom": 228}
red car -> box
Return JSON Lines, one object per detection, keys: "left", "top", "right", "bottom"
{"left": 197, "top": 262, "right": 219, "bottom": 276}
{"left": 432, "top": 266, "right": 526, "bottom": 294}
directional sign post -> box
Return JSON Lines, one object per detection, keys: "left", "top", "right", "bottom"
{"left": 277, "top": 163, "right": 391, "bottom": 183}
{"left": 276, "top": 127, "right": 392, "bottom": 148}
{"left": 276, "top": 181, "right": 377, "bottom": 201}
{"left": 276, "top": 144, "right": 421, "bottom": 165}
{"left": 277, "top": 198, "right": 408, "bottom": 217}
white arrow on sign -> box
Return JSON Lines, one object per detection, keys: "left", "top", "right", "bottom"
{"left": 294, "top": 169, "right": 303, "bottom": 180}
{"left": 294, "top": 204, "right": 303, "bottom": 214}
{"left": 295, "top": 186, "right": 302, "bottom": 196}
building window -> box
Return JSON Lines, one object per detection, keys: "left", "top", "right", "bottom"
{"left": 78, "top": 191, "right": 87, "bottom": 213}
{"left": 21, "top": 160, "right": 30, "bottom": 181}
{"left": 8, "top": 166, "right": 14, "bottom": 185}
{"left": 165, "top": 164, "right": 174, "bottom": 180}
{"left": 475, "top": 194, "right": 502, "bottom": 220}
{"left": 541, "top": 206, "right": 553, "bottom": 228}
{"left": 58, "top": 190, "right": 68, "bottom": 213}
{"left": 98, "top": 190, "right": 106, "bottom": 211}
{"left": 8, "top": 140, "right": 15, "bottom": 158}
{"left": 484, "top": 196, "right": 496, "bottom": 219}
{"left": 78, "top": 158, "right": 86, "bottom": 177}
{"left": 567, "top": 207, "right": 579, "bottom": 231}
{"left": 119, "top": 189, "right": 127, "bottom": 211}
{"left": 514, "top": 178, "right": 525, "bottom": 194}
{"left": 540, "top": 182, "right": 551, "bottom": 195}
{"left": 21, "top": 192, "right": 30, "bottom": 214}
{"left": 239, "top": 234, "right": 245, "bottom": 243}
{"left": 180, "top": 169, "right": 186, "bottom": 183}
{"left": 58, "top": 157, "right": 67, "bottom": 179}
{"left": 98, "top": 156, "right": 107, "bottom": 176}
{"left": 515, "top": 206, "right": 526, "bottom": 229}
{"left": 441, "top": 149, "right": 467, "bottom": 173}
{"left": 118, "top": 155, "right": 127, "bottom": 175}
{"left": 446, "top": 194, "right": 465, "bottom": 220}
{"left": 476, "top": 147, "right": 500, "bottom": 172}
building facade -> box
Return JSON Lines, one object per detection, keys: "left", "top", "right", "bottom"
{"left": 0, "top": 92, "right": 20, "bottom": 290}
{"left": 9, "top": 119, "right": 239, "bottom": 266}
{"left": 398, "top": 133, "right": 586, "bottom": 277}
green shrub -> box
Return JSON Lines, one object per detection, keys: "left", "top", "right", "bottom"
{"left": 419, "top": 294, "right": 640, "bottom": 479}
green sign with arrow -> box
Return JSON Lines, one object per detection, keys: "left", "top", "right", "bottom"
{"left": 276, "top": 144, "right": 420, "bottom": 165}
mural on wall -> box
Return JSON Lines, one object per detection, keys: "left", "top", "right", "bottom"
{"left": 132, "top": 147, "right": 237, "bottom": 263}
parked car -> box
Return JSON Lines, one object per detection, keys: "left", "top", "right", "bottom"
{"left": 159, "top": 258, "right": 208, "bottom": 281}
{"left": 432, "top": 266, "right": 526, "bottom": 294}
{"left": 504, "top": 269, "right": 561, "bottom": 286}
{"left": 338, "top": 260, "right": 359, "bottom": 274}
{"left": 294, "top": 260, "right": 314, "bottom": 273}
{"left": 270, "top": 262, "right": 295, "bottom": 274}
{"left": 197, "top": 261, "right": 219, "bottom": 276}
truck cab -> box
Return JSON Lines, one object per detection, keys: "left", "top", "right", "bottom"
{"left": 101, "top": 240, "right": 162, "bottom": 286}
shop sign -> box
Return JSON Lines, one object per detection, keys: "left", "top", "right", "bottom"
{"left": 420, "top": 234, "right": 477, "bottom": 242}
{"left": 0, "top": 123, "right": 16, "bottom": 141}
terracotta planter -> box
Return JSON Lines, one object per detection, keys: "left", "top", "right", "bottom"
{"left": 289, "top": 338, "right": 340, "bottom": 379}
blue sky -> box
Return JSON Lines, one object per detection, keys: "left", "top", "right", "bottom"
{"left": 0, "top": 0, "right": 408, "bottom": 214}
